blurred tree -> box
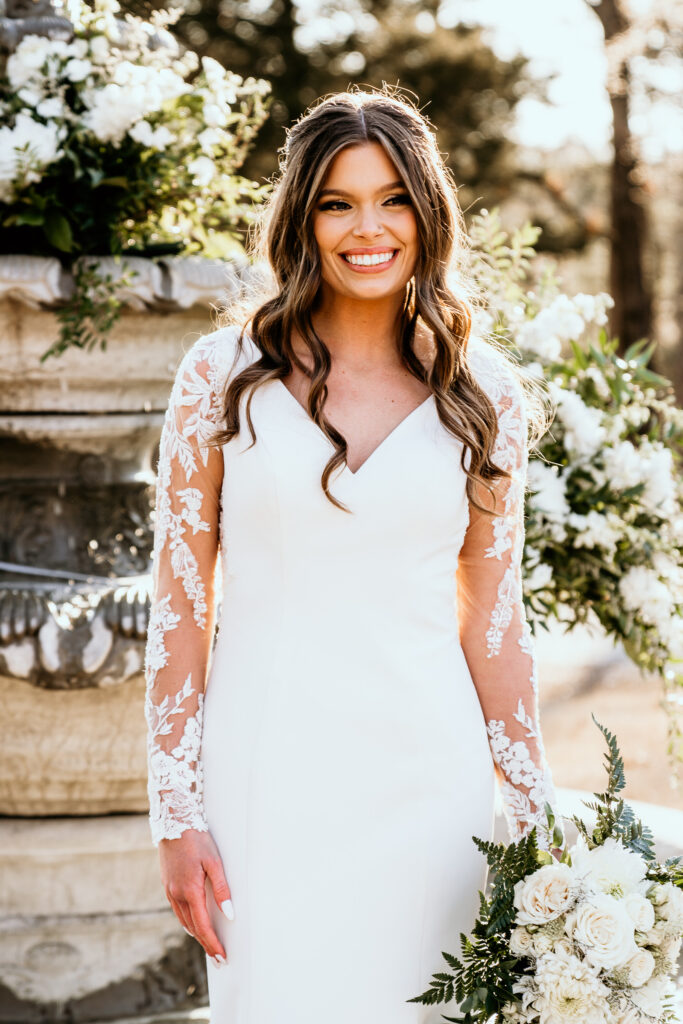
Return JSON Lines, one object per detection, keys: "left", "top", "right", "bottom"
{"left": 122, "top": 0, "right": 556, "bottom": 218}
{"left": 585, "top": 0, "right": 682, "bottom": 365}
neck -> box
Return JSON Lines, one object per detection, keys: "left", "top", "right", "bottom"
{"left": 308, "top": 287, "right": 407, "bottom": 368}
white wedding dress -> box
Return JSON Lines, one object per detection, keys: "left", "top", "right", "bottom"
{"left": 144, "top": 322, "right": 558, "bottom": 1024}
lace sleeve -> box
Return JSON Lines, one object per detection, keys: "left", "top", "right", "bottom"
{"left": 144, "top": 335, "right": 225, "bottom": 846}
{"left": 456, "top": 345, "right": 560, "bottom": 850}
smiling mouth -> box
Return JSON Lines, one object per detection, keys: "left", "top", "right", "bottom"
{"left": 340, "top": 249, "right": 398, "bottom": 268}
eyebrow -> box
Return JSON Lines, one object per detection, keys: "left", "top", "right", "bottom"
{"left": 318, "top": 180, "right": 407, "bottom": 197}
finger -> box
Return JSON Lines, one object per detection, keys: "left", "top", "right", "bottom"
{"left": 169, "top": 895, "right": 195, "bottom": 938}
{"left": 204, "top": 855, "right": 234, "bottom": 920}
{"left": 186, "top": 889, "right": 226, "bottom": 961}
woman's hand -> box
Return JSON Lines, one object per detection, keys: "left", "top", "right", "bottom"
{"left": 159, "top": 829, "right": 234, "bottom": 964}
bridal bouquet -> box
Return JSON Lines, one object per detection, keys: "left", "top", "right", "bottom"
{"left": 409, "top": 719, "right": 683, "bottom": 1023}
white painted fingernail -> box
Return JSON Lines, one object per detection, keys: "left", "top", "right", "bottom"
{"left": 215, "top": 953, "right": 227, "bottom": 965}
{"left": 221, "top": 899, "right": 235, "bottom": 920}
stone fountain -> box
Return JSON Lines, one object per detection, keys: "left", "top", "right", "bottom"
{"left": 0, "top": 251, "right": 254, "bottom": 1020}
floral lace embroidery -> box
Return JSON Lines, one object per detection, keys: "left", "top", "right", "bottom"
{"left": 467, "top": 340, "right": 559, "bottom": 849}
{"left": 144, "top": 331, "right": 238, "bottom": 845}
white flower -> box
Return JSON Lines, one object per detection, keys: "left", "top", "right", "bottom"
{"left": 571, "top": 893, "right": 638, "bottom": 970}
{"left": 202, "top": 101, "right": 229, "bottom": 127}
{"left": 0, "top": 112, "right": 64, "bottom": 194}
{"left": 547, "top": 383, "right": 606, "bottom": 458}
{"left": 629, "top": 975, "right": 672, "bottom": 1017}
{"left": 510, "top": 926, "right": 535, "bottom": 957}
{"left": 568, "top": 510, "right": 624, "bottom": 557}
{"left": 569, "top": 836, "right": 648, "bottom": 899}
{"left": 128, "top": 119, "right": 174, "bottom": 149}
{"left": 527, "top": 460, "right": 569, "bottom": 541}
{"left": 187, "top": 154, "right": 216, "bottom": 186}
{"left": 654, "top": 882, "right": 683, "bottom": 932}
{"left": 619, "top": 566, "right": 673, "bottom": 626}
{"left": 6, "top": 35, "right": 70, "bottom": 88}
{"left": 660, "top": 933, "right": 682, "bottom": 965}
{"left": 625, "top": 947, "right": 655, "bottom": 987}
{"left": 623, "top": 892, "right": 655, "bottom": 932}
{"left": 36, "top": 96, "right": 66, "bottom": 119}
{"left": 525, "top": 562, "right": 553, "bottom": 592}
{"left": 197, "top": 126, "right": 224, "bottom": 153}
{"left": 64, "top": 57, "right": 92, "bottom": 82}
{"left": 89, "top": 35, "right": 110, "bottom": 61}
{"left": 532, "top": 945, "right": 611, "bottom": 1024}
{"left": 513, "top": 863, "right": 578, "bottom": 926}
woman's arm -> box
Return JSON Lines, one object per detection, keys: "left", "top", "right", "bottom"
{"left": 456, "top": 355, "right": 560, "bottom": 849}
{"left": 144, "top": 335, "right": 233, "bottom": 961}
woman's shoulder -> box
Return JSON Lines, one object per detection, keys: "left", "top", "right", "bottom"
{"left": 465, "top": 334, "right": 525, "bottom": 412}
{"left": 174, "top": 321, "right": 259, "bottom": 395}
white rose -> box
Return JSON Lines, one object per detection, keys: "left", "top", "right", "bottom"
{"left": 573, "top": 893, "right": 638, "bottom": 970}
{"left": 625, "top": 948, "right": 655, "bottom": 987}
{"left": 509, "top": 926, "right": 534, "bottom": 957}
{"left": 623, "top": 892, "right": 655, "bottom": 932}
{"left": 513, "top": 863, "right": 577, "bottom": 926}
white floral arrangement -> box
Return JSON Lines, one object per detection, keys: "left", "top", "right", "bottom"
{"left": 469, "top": 210, "right": 683, "bottom": 760}
{"left": 0, "top": 0, "right": 271, "bottom": 253}
{"left": 411, "top": 719, "right": 683, "bottom": 1023}
{"left": 0, "top": 0, "right": 271, "bottom": 355}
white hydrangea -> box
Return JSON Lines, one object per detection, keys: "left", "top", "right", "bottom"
{"left": 527, "top": 460, "right": 569, "bottom": 541}
{"left": 187, "top": 155, "right": 216, "bottom": 186}
{"left": 0, "top": 112, "right": 65, "bottom": 200}
{"left": 81, "top": 62, "right": 187, "bottom": 143}
{"left": 128, "top": 119, "right": 174, "bottom": 150}
{"left": 619, "top": 566, "right": 674, "bottom": 626}
{"left": 568, "top": 510, "right": 624, "bottom": 557}
{"left": 6, "top": 35, "right": 72, "bottom": 88}
{"left": 547, "top": 383, "right": 607, "bottom": 459}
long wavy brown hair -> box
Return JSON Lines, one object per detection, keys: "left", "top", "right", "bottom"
{"left": 209, "top": 85, "right": 547, "bottom": 515}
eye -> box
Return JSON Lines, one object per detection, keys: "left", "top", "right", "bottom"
{"left": 384, "top": 193, "right": 411, "bottom": 206}
{"left": 318, "top": 199, "right": 351, "bottom": 211}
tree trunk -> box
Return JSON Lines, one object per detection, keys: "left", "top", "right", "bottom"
{"left": 609, "top": 76, "right": 653, "bottom": 350}
{"left": 588, "top": 0, "right": 655, "bottom": 357}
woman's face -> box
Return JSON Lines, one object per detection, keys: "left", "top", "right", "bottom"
{"left": 311, "top": 141, "right": 419, "bottom": 302}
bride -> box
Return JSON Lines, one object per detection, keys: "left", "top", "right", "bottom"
{"left": 144, "top": 86, "right": 561, "bottom": 1022}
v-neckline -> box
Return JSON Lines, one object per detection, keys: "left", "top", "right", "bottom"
{"left": 276, "top": 379, "right": 433, "bottom": 478}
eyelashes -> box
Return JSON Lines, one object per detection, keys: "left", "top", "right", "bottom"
{"left": 318, "top": 194, "right": 412, "bottom": 212}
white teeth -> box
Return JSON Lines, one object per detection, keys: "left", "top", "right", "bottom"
{"left": 343, "top": 251, "right": 395, "bottom": 266}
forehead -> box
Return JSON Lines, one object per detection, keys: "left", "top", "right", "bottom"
{"left": 321, "top": 141, "right": 404, "bottom": 192}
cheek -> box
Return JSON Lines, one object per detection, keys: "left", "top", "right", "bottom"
{"left": 312, "top": 217, "right": 340, "bottom": 260}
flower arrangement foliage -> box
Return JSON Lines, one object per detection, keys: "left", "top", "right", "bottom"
{"left": 469, "top": 210, "right": 683, "bottom": 763}
{"left": 410, "top": 717, "right": 683, "bottom": 1024}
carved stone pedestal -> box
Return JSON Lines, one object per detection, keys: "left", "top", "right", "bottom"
{"left": 0, "top": 254, "right": 257, "bottom": 1016}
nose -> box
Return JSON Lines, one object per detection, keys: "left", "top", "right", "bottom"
{"left": 352, "top": 201, "right": 384, "bottom": 239}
